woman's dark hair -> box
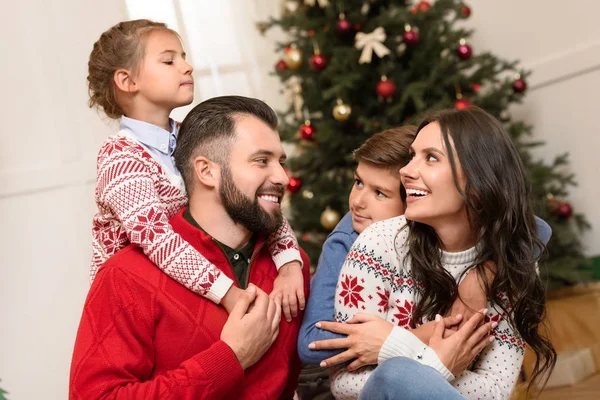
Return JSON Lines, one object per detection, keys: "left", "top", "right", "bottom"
{"left": 406, "top": 106, "right": 556, "bottom": 390}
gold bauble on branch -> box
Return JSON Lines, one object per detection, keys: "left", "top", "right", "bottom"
{"left": 284, "top": 44, "right": 303, "bottom": 69}
{"left": 320, "top": 207, "right": 341, "bottom": 230}
{"left": 332, "top": 98, "right": 352, "bottom": 121}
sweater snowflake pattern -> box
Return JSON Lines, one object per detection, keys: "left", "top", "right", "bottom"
{"left": 330, "top": 216, "right": 525, "bottom": 400}
{"left": 90, "top": 132, "right": 301, "bottom": 303}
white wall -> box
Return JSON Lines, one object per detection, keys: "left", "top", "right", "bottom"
{"left": 0, "top": 0, "right": 126, "bottom": 399}
{"left": 0, "top": 1, "right": 598, "bottom": 399}
{"left": 461, "top": 0, "right": 600, "bottom": 255}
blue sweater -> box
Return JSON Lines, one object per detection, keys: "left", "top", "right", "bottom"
{"left": 297, "top": 212, "right": 553, "bottom": 365}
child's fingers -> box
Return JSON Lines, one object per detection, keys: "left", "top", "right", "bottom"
{"left": 288, "top": 290, "right": 298, "bottom": 318}
{"left": 297, "top": 287, "right": 306, "bottom": 311}
{"left": 281, "top": 293, "right": 292, "bottom": 322}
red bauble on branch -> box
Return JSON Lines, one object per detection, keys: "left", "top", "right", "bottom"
{"left": 275, "top": 60, "right": 287, "bottom": 71}
{"left": 309, "top": 52, "right": 328, "bottom": 71}
{"left": 457, "top": 39, "right": 472, "bottom": 60}
{"left": 376, "top": 76, "right": 397, "bottom": 99}
{"left": 299, "top": 121, "right": 316, "bottom": 140}
{"left": 336, "top": 13, "right": 353, "bottom": 36}
{"left": 403, "top": 24, "right": 420, "bottom": 46}
{"left": 556, "top": 202, "right": 574, "bottom": 220}
{"left": 455, "top": 97, "right": 472, "bottom": 110}
{"left": 461, "top": 4, "right": 472, "bottom": 18}
{"left": 513, "top": 77, "right": 527, "bottom": 93}
{"left": 287, "top": 176, "right": 302, "bottom": 193}
{"left": 416, "top": 1, "right": 431, "bottom": 12}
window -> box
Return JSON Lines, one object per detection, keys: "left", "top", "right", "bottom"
{"left": 126, "top": 0, "right": 269, "bottom": 121}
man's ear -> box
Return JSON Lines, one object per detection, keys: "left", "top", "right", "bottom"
{"left": 114, "top": 68, "right": 137, "bottom": 94}
{"left": 193, "top": 156, "right": 219, "bottom": 189}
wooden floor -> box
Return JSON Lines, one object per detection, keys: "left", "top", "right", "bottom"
{"left": 512, "top": 374, "right": 600, "bottom": 399}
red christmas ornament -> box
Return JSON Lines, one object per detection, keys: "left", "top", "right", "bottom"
{"left": 310, "top": 53, "right": 328, "bottom": 71}
{"left": 403, "top": 29, "right": 420, "bottom": 46}
{"left": 457, "top": 40, "right": 472, "bottom": 60}
{"left": 470, "top": 82, "right": 481, "bottom": 91}
{"left": 455, "top": 98, "right": 472, "bottom": 110}
{"left": 336, "top": 14, "right": 352, "bottom": 36}
{"left": 287, "top": 177, "right": 302, "bottom": 193}
{"left": 275, "top": 60, "right": 287, "bottom": 71}
{"left": 513, "top": 77, "right": 527, "bottom": 93}
{"left": 416, "top": 1, "right": 431, "bottom": 12}
{"left": 461, "top": 4, "right": 472, "bottom": 18}
{"left": 556, "top": 202, "right": 573, "bottom": 219}
{"left": 376, "top": 77, "right": 397, "bottom": 99}
{"left": 299, "top": 122, "right": 316, "bottom": 140}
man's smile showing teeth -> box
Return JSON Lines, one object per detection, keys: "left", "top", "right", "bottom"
{"left": 259, "top": 195, "right": 280, "bottom": 203}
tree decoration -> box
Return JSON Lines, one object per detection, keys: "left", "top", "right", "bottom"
{"left": 276, "top": 60, "right": 288, "bottom": 71}
{"left": 457, "top": 38, "right": 472, "bottom": 60}
{"left": 285, "top": 76, "right": 304, "bottom": 119}
{"left": 461, "top": 3, "right": 472, "bottom": 18}
{"left": 413, "top": 1, "right": 431, "bottom": 13}
{"left": 305, "top": 0, "right": 329, "bottom": 7}
{"left": 320, "top": 207, "right": 342, "bottom": 230}
{"left": 454, "top": 85, "right": 471, "bottom": 110}
{"left": 403, "top": 24, "right": 420, "bottom": 46}
{"left": 376, "top": 76, "right": 397, "bottom": 99}
{"left": 309, "top": 42, "right": 328, "bottom": 71}
{"left": 284, "top": 44, "right": 303, "bottom": 69}
{"left": 513, "top": 74, "right": 527, "bottom": 93}
{"left": 299, "top": 120, "right": 316, "bottom": 140}
{"left": 287, "top": 176, "right": 302, "bottom": 193}
{"left": 336, "top": 13, "right": 353, "bottom": 36}
{"left": 355, "top": 27, "right": 391, "bottom": 64}
{"left": 332, "top": 99, "right": 352, "bottom": 121}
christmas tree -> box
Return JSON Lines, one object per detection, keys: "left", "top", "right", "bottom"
{"left": 261, "top": 0, "right": 591, "bottom": 290}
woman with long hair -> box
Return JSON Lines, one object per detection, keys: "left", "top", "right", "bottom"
{"left": 328, "top": 107, "right": 556, "bottom": 399}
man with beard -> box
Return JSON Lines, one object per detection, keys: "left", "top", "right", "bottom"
{"left": 69, "top": 96, "right": 310, "bottom": 399}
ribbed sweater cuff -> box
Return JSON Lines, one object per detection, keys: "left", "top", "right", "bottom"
{"left": 206, "top": 274, "right": 234, "bottom": 304}
{"left": 378, "top": 326, "right": 422, "bottom": 364}
{"left": 272, "top": 248, "right": 303, "bottom": 271}
{"left": 193, "top": 340, "right": 244, "bottom": 393}
{"left": 420, "top": 347, "right": 455, "bottom": 381}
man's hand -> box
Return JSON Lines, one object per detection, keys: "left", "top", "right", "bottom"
{"left": 448, "top": 262, "right": 496, "bottom": 329}
{"left": 271, "top": 261, "right": 305, "bottom": 322}
{"left": 221, "top": 284, "right": 282, "bottom": 370}
{"left": 429, "top": 309, "right": 497, "bottom": 376}
{"left": 221, "top": 285, "right": 244, "bottom": 314}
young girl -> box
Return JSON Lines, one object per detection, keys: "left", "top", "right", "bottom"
{"left": 87, "top": 19, "right": 304, "bottom": 318}
{"left": 329, "top": 107, "right": 556, "bottom": 399}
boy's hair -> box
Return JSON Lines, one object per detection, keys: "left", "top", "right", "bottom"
{"left": 353, "top": 126, "right": 416, "bottom": 176}
{"left": 353, "top": 126, "right": 416, "bottom": 202}
{"left": 174, "top": 95, "right": 279, "bottom": 195}
{"left": 87, "top": 19, "right": 179, "bottom": 119}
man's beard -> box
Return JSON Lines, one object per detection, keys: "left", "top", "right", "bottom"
{"left": 219, "top": 165, "right": 284, "bottom": 234}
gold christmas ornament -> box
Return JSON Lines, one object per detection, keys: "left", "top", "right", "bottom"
{"left": 332, "top": 99, "right": 352, "bottom": 121}
{"left": 320, "top": 207, "right": 341, "bottom": 230}
{"left": 284, "top": 44, "right": 303, "bottom": 69}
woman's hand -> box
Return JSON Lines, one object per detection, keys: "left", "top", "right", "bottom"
{"left": 429, "top": 309, "right": 497, "bottom": 376}
{"left": 410, "top": 314, "right": 463, "bottom": 345}
{"left": 308, "top": 313, "right": 393, "bottom": 370}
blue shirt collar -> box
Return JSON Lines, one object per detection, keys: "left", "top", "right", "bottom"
{"left": 120, "top": 116, "right": 178, "bottom": 156}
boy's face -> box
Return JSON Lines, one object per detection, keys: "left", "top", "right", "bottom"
{"left": 349, "top": 162, "right": 405, "bottom": 233}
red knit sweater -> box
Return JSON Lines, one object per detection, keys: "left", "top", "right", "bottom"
{"left": 70, "top": 209, "right": 310, "bottom": 399}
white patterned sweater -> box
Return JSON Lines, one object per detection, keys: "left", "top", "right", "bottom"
{"left": 331, "top": 216, "right": 525, "bottom": 400}
{"left": 90, "top": 132, "right": 301, "bottom": 303}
